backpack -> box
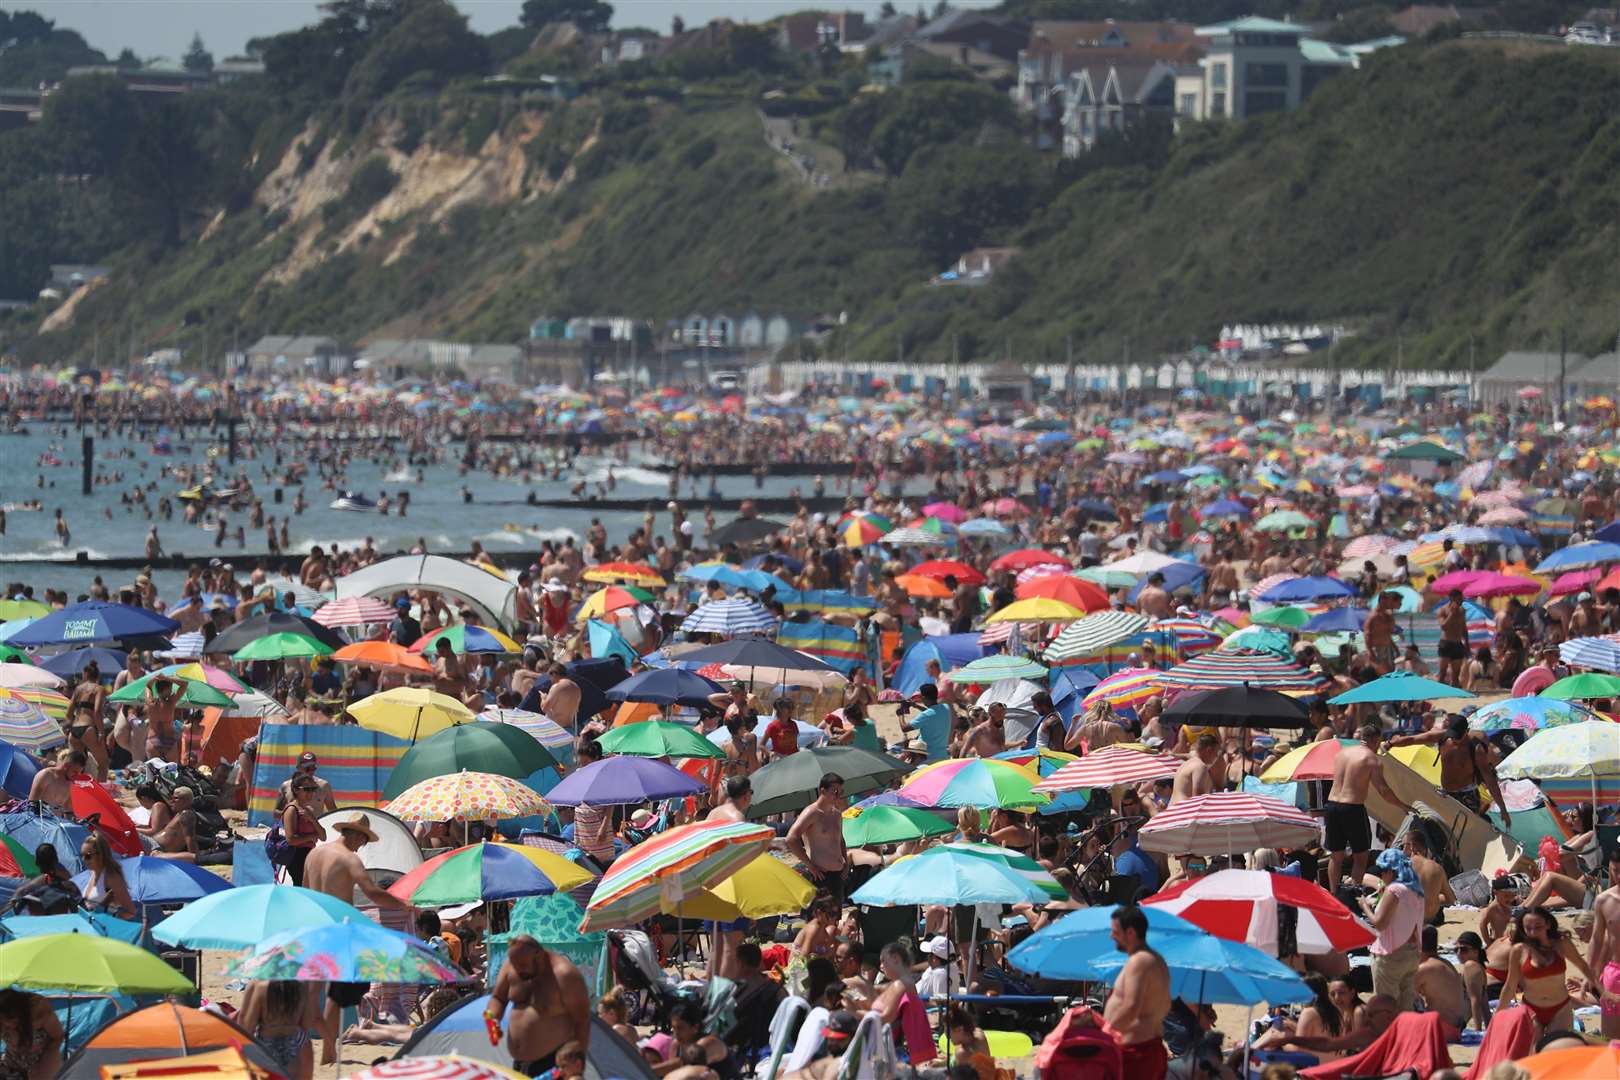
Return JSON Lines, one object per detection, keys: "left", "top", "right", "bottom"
{"left": 264, "top": 823, "right": 291, "bottom": 868}
{"left": 1036, "top": 1006, "right": 1123, "bottom": 1080}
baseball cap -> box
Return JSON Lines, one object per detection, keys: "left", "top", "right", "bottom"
{"left": 298, "top": 751, "right": 318, "bottom": 765}
{"left": 824, "top": 1011, "right": 858, "bottom": 1039}
{"left": 925, "top": 935, "right": 950, "bottom": 959}
{"left": 395, "top": 598, "right": 411, "bottom": 609}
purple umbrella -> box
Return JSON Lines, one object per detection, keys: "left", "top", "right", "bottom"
{"left": 544, "top": 756, "right": 703, "bottom": 806}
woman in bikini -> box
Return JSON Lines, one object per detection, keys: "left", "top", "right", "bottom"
{"left": 78, "top": 834, "right": 135, "bottom": 919}
{"left": 1497, "top": 906, "right": 1598, "bottom": 1034}
{"left": 239, "top": 980, "right": 318, "bottom": 1080}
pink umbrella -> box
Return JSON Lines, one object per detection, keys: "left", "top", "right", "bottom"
{"left": 922, "top": 502, "right": 967, "bottom": 523}
{"left": 1428, "top": 569, "right": 1491, "bottom": 595}
{"left": 1014, "top": 563, "right": 1070, "bottom": 586}
{"left": 1034, "top": 745, "right": 1177, "bottom": 792}
{"left": 1137, "top": 792, "right": 1319, "bottom": 856}
{"left": 1478, "top": 506, "right": 1529, "bottom": 525}
{"left": 1461, "top": 573, "right": 1541, "bottom": 600}
{"left": 1336, "top": 484, "right": 1375, "bottom": 498}
{"left": 1471, "top": 490, "right": 1523, "bottom": 509}
{"left": 1549, "top": 570, "right": 1601, "bottom": 597}
{"left": 313, "top": 596, "right": 397, "bottom": 628}
{"left": 1342, "top": 535, "right": 1400, "bottom": 558}
{"left": 982, "top": 497, "right": 1028, "bottom": 517}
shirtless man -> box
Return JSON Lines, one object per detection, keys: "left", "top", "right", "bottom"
{"left": 960, "top": 703, "right": 1007, "bottom": 758}
{"left": 150, "top": 786, "right": 199, "bottom": 859}
{"left": 786, "top": 773, "right": 848, "bottom": 905}
{"left": 1403, "top": 831, "right": 1455, "bottom": 924}
{"left": 541, "top": 664, "right": 581, "bottom": 731}
{"left": 1437, "top": 590, "right": 1470, "bottom": 688}
{"left": 275, "top": 752, "right": 338, "bottom": 815}
{"left": 1363, "top": 593, "right": 1398, "bottom": 674}
{"left": 488, "top": 935, "right": 591, "bottom": 1076}
{"left": 1586, "top": 847, "right": 1620, "bottom": 1036}
{"left": 1135, "top": 573, "right": 1171, "bottom": 620}
{"left": 1103, "top": 905, "right": 1171, "bottom": 1080}
{"left": 1414, "top": 926, "right": 1468, "bottom": 1032}
{"left": 1324, "top": 723, "right": 1413, "bottom": 889}
{"left": 1170, "top": 734, "right": 1220, "bottom": 804}
{"left": 706, "top": 775, "right": 751, "bottom": 824}
{"left": 304, "top": 813, "right": 416, "bottom": 1065}
{"left": 1389, "top": 716, "right": 1509, "bottom": 825}
{"left": 27, "top": 749, "right": 86, "bottom": 812}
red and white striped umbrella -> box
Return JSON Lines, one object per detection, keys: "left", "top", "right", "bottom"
{"left": 313, "top": 596, "right": 397, "bottom": 628}
{"left": 1032, "top": 745, "right": 1177, "bottom": 793}
{"left": 1144, "top": 868, "right": 1374, "bottom": 956}
{"left": 1157, "top": 649, "right": 1327, "bottom": 692}
{"left": 1137, "top": 792, "right": 1319, "bottom": 855}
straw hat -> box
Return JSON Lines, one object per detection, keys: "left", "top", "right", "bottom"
{"left": 332, "top": 812, "right": 379, "bottom": 843}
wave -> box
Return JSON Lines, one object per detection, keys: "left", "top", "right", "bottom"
{"left": 526, "top": 526, "right": 580, "bottom": 542}
{"left": 574, "top": 465, "right": 671, "bottom": 488}
{"left": 0, "top": 547, "right": 120, "bottom": 561}
{"left": 478, "top": 529, "right": 532, "bottom": 546}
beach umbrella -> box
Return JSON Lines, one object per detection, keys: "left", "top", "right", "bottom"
{"left": 583, "top": 562, "right": 665, "bottom": 586}
{"left": 958, "top": 518, "right": 1010, "bottom": 537}
{"left": 675, "top": 638, "right": 843, "bottom": 676}
{"left": 1515, "top": 1043, "right": 1620, "bottom": 1079}
{"left": 543, "top": 756, "right": 702, "bottom": 807}
{"left": 387, "top": 841, "right": 592, "bottom": 906}
{"left": 1075, "top": 565, "right": 1138, "bottom": 589}
{"left": 1536, "top": 541, "right": 1620, "bottom": 573}
{"left": 1498, "top": 720, "right": 1620, "bottom": 798}
{"left": 351, "top": 1057, "right": 528, "bottom": 1080}
{"left": 0, "top": 933, "right": 194, "bottom": 994}
{"left": 596, "top": 720, "right": 726, "bottom": 761}
{"left": 839, "top": 516, "right": 888, "bottom": 547}
{"left": 923, "top": 502, "right": 967, "bottom": 523}
{"left": 577, "top": 586, "right": 644, "bottom": 622}
{"left": 745, "top": 746, "right": 905, "bottom": 817}
{"left": 1469, "top": 696, "right": 1600, "bottom": 736}
{"left": 332, "top": 640, "right": 434, "bottom": 674}
{"left": 1462, "top": 573, "right": 1542, "bottom": 600}
{"left": 853, "top": 845, "right": 1055, "bottom": 908}
{"left": 1541, "top": 673, "right": 1620, "bottom": 700}
{"left": 708, "top": 517, "right": 786, "bottom": 546}
{"left": 1258, "top": 738, "right": 1362, "bottom": 783}
{"left": 1250, "top": 605, "right": 1312, "bottom": 629}
{"left": 1303, "top": 608, "right": 1367, "bottom": 633}
{"left": 1103, "top": 551, "right": 1183, "bottom": 576}
{"left": 1254, "top": 510, "right": 1312, "bottom": 533}
{"left": 1560, "top": 637, "right": 1620, "bottom": 673}
{"left": 1254, "top": 576, "right": 1358, "bottom": 602}
{"left": 680, "top": 598, "right": 777, "bottom": 637}
{"left": 0, "top": 644, "right": 30, "bottom": 664}
{"left": 478, "top": 708, "right": 575, "bottom": 765}
{"left": 207, "top": 612, "right": 348, "bottom": 655}
{"left": 604, "top": 668, "right": 725, "bottom": 708}
{"left": 0, "top": 691, "right": 64, "bottom": 752}
{"left": 224, "top": 919, "right": 461, "bottom": 984}
{"left": 1161, "top": 684, "right": 1311, "bottom": 729}
{"left": 1015, "top": 575, "right": 1109, "bottom": 611}
{"left": 1137, "top": 792, "right": 1319, "bottom": 855}
{"left": 990, "top": 549, "right": 1068, "bottom": 573}
{"left": 72, "top": 856, "right": 230, "bottom": 905}
{"left": 156, "top": 662, "right": 249, "bottom": 694}
{"left": 0, "top": 599, "right": 49, "bottom": 621}
{"left": 1327, "top": 670, "right": 1473, "bottom": 704}
{"left": 1080, "top": 667, "right": 1163, "bottom": 710}
{"left": 895, "top": 573, "right": 952, "bottom": 598}
{"left": 1159, "top": 650, "right": 1326, "bottom": 693}
{"left": 7, "top": 601, "right": 178, "bottom": 648}
{"left": 1035, "top": 745, "right": 1176, "bottom": 793}
{"left": 944, "top": 655, "right": 1048, "bottom": 684}
{"left": 382, "top": 723, "right": 558, "bottom": 799}
{"left": 0, "top": 662, "right": 63, "bottom": 689}
{"left": 896, "top": 758, "right": 1050, "bottom": 811}
{"left": 0, "top": 738, "right": 41, "bottom": 800}
{"left": 152, "top": 883, "right": 367, "bottom": 950}
{"left": 349, "top": 687, "right": 477, "bottom": 741}
{"left": 1044, "top": 611, "right": 1150, "bottom": 667}
{"left": 13, "top": 686, "right": 68, "bottom": 721}
{"left": 70, "top": 779, "right": 143, "bottom": 856}
{"left": 386, "top": 771, "right": 551, "bottom": 822}
{"left": 842, "top": 805, "right": 954, "bottom": 846}
{"left": 230, "top": 632, "right": 334, "bottom": 662}
{"left": 107, "top": 671, "right": 236, "bottom": 709}
{"left": 882, "top": 527, "right": 955, "bottom": 547}
{"left": 1427, "top": 569, "right": 1491, "bottom": 595}
{"left": 909, "top": 559, "right": 985, "bottom": 585}
{"left": 1217, "top": 626, "right": 1293, "bottom": 657}
{"left": 580, "top": 820, "right": 773, "bottom": 931}
{"left": 0, "top": 834, "right": 38, "bottom": 876}
{"left": 1008, "top": 904, "right": 1311, "bottom": 1005}
{"left": 1144, "top": 869, "right": 1374, "bottom": 956}
{"left": 984, "top": 598, "right": 1085, "bottom": 624}
{"left": 155, "top": 631, "right": 206, "bottom": 660}
{"left": 680, "top": 853, "right": 816, "bottom": 921}
{"left": 1145, "top": 617, "right": 1224, "bottom": 657}
{"left": 932, "top": 841, "right": 1065, "bottom": 901}
{"left": 410, "top": 625, "right": 522, "bottom": 656}
{"left": 311, "top": 596, "right": 397, "bottom": 628}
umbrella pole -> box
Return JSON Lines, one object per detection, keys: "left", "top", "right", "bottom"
{"left": 966, "top": 913, "right": 979, "bottom": 997}
{"left": 1242, "top": 1005, "right": 1254, "bottom": 1078}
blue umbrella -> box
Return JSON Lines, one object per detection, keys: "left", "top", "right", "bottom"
{"left": 680, "top": 598, "right": 777, "bottom": 637}
{"left": 1327, "top": 670, "right": 1473, "bottom": 705}
{"left": 0, "top": 810, "right": 88, "bottom": 873}
{"left": 1536, "top": 541, "right": 1620, "bottom": 573}
{"left": 1126, "top": 561, "right": 1205, "bottom": 603}
{"left": 72, "top": 856, "right": 231, "bottom": 905}
{"left": 1255, "top": 576, "right": 1359, "bottom": 602}
{"left": 0, "top": 739, "right": 40, "bottom": 800}
{"left": 743, "top": 553, "right": 803, "bottom": 573}
{"left": 959, "top": 518, "right": 1011, "bottom": 536}
{"left": 605, "top": 668, "right": 725, "bottom": 707}
{"left": 851, "top": 846, "right": 1054, "bottom": 907}
{"left": 1201, "top": 498, "right": 1251, "bottom": 519}
{"left": 8, "top": 602, "right": 179, "bottom": 647}
{"left": 1075, "top": 499, "right": 1117, "bottom": 521}
{"left": 0, "top": 911, "right": 144, "bottom": 943}
{"left": 1141, "top": 502, "right": 1170, "bottom": 524}
{"left": 733, "top": 570, "right": 796, "bottom": 595}
{"left": 36, "top": 648, "right": 127, "bottom": 680}
{"left": 152, "top": 884, "right": 368, "bottom": 950}
{"left": 1140, "top": 470, "right": 1187, "bottom": 486}
{"left": 677, "top": 564, "right": 747, "bottom": 587}
{"left": 849, "top": 790, "right": 926, "bottom": 811}
{"left": 543, "top": 757, "right": 703, "bottom": 807}
{"left": 1008, "top": 905, "right": 1310, "bottom": 1006}
{"left": 1303, "top": 608, "right": 1368, "bottom": 633}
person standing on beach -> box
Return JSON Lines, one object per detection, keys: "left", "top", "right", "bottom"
{"left": 786, "top": 773, "right": 848, "bottom": 905}
{"left": 487, "top": 935, "right": 591, "bottom": 1076}
{"left": 1102, "top": 905, "right": 1170, "bottom": 1080}
{"left": 1325, "top": 723, "right": 1412, "bottom": 891}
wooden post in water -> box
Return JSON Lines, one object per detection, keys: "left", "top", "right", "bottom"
{"left": 81, "top": 435, "right": 92, "bottom": 496}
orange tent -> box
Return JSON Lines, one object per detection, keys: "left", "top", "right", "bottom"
{"left": 63, "top": 1003, "right": 283, "bottom": 1078}
{"left": 181, "top": 710, "right": 260, "bottom": 774}
{"left": 611, "top": 701, "right": 662, "bottom": 727}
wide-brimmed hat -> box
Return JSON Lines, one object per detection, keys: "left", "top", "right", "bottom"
{"left": 332, "top": 812, "right": 379, "bottom": 843}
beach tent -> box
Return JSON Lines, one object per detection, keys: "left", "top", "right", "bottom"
{"left": 334, "top": 555, "right": 518, "bottom": 631}
{"left": 398, "top": 997, "right": 652, "bottom": 1080}
{"left": 59, "top": 1002, "right": 282, "bottom": 1079}
{"left": 181, "top": 708, "right": 264, "bottom": 774}
{"left": 315, "top": 806, "right": 422, "bottom": 887}
{"left": 488, "top": 894, "right": 608, "bottom": 995}
{"left": 892, "top": 634, "right": 986, "bottom": 697}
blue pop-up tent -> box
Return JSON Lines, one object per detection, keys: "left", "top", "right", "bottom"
{"left": 892, "top": 633, "right": 988, "bottom": 697}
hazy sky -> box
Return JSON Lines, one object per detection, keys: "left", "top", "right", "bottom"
{"left": 30, "top": 0, "right": 997, "bottom": 63}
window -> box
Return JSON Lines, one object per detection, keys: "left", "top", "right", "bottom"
{"left": 1244, "top": 89, "right": 1286, "bottom": 115}
{"left": 1179, "top": 92, "right": 1198, "bottom": 115}
{"left": 1211, "top": 62, "right": 1227, "bottom": 89}
{"left": 1245, "top": 62, "right": 1288, "bottom": 88}
{"left": 1210, "top": 92, "right": 1226, "bottom": 117}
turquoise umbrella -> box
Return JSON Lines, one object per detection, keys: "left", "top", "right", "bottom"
{"left": 152, "top": 884, "right": 368, "bottom": 950}
{"left": 1327, "top": 671, "right": 1473, "bottom": 704}
{"left": 943, "top": 655, "right": 1048, "bottom": 684}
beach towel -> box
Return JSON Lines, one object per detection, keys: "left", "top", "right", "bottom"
{"left": 1463, "top": 1005, "right": 1534, "bottom": 1080}
{"left": 1301, "top": 1012, "right": 1452, "bottom": 1079}
{"left": 247, "top": 723, "right": 411, "bottom": 827}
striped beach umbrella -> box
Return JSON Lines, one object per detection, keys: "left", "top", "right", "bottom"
{"left": 1034, "top": 745, "right": 1176, "bottom": 793}
{"left": 350, "top": 1057, "right": 528, "bottom": 1080}
{"left": 0, "top": 690, "right": 64, "bottom": 752}
{"left": 1147, "top": 617, "right": 1225, "bottom": 657}
{"left": 577, "top": 586, "right": 648, "bottom": 623}
{"left": 1137, "top": 792, "right": 1319, "bottom": 855}
{"left": 311, "top": 595, "right": 397, "bottom": 628}
{"left": 680, "top": 598, "right": 777, "bottom": 637}
{"left": 479, "top": 708, "right": 575, "bottom": 765}
{"left": 1159, "top": 650, "right": 1326, "bottom": 692}
{"left": 1045, "top": 612, "right": 1149, "bottom": 667}
{"left": 839, "top": 515, "right": 890, "bottom": 548}
{"left": 943, "top": 655, "right": 1048, "bottom": 684}
{"left": 387, "top": 841, "right": 592, "bottom": 906}
{"left": 881, "top": 526, "right": 953, "bottom": 547}
{"left": 896, "top": 758, "right": 1050, "bottom": 811}
{"left": 581, "top": 820, "right": 773, "bottom": 931}
{"left": 1560, "top": 637, "right": 1620, "bottom": 673}
{"left": 1081, "top": 667, "right": 1163, "bottom": 710}
{"left": 582, "top": 562, "right": 665, "bottom": 586}
{"left": 11, "top": 687, "right": 68, "bottom": 721}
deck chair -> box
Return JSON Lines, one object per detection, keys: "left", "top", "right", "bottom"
{"left": 837, "top": 1010, "right": 897, "bottom": 1080}
{"left": 757, "top": 995, "right": 810, "bottom": 1080}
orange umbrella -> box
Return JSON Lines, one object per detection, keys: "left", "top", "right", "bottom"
{"left": 332, "top": 641, "right": 434, "bottom": 674}
{"left": 896, "top": 574, "right": 952, "bottom": 598}
{"left": 583, "top": 562, "right": 666, "bottom": 586}
{"left": 1016, "top": 574, "right": 1109, "bottom": 612}
{"left": 1519, "top": 1043, "right": 1620, "bottom": 1079}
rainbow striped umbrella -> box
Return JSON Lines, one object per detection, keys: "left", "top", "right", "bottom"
{"left": 896, "top": 758, "right": 1050, "bottom": 811}
{"left": 11, "top": 687, "right": 68, "bottom": 721}
{"left": 581, "top": 820, "right": 773, "bottom": 931}
{"left": 478, "top": 708, "right": 575, "bottom": 765}
{"left": 0, "top": 690, "right": 63, "bottom": 752}
{"left": 1499, "top": 721, "right": 1620, "bottom": 806}
{"left": 840, "top": 515, "right": 889, "bottom": 547}
{"left": 1147, "top": 617, "right": 1225, "bottom": 657}
{"left": 1158, "top": 650, "right": 1326, "bottom": 692}
{"left": 1081, "top": 667, "right": 1163, "bottom": 710}
{"left": 410, "top": 625, "right": 522, "bottom": 656}
{"left": 386, "top": 841, "right": 591, "bottom": 905}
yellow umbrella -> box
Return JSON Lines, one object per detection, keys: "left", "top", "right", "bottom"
{"left": 984, "top": 597, "right": 1085, "bottom": 624}
{"left": 657, "top": 852, "right": 815, "bottom": 921}
{"left": 385, "top": 770, "right": 550, "bottom": 822}
{"left": 348, "top": 687, "right": 476, "bottom": 741}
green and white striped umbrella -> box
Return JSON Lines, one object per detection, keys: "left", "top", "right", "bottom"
{"left": 933, "top": 841, "right": 1066, "bottom": 902}
{"left": 1045, "top": 611, "right": 1149, "bottom": 666}
{"left": 581, "top": 819, "right": 773, "bottom": 931}
{"left": 943, "top": 655, "right": 1048, "bottom": 684}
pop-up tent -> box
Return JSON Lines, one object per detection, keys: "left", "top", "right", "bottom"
{"left": 891, "top": 633, "right": 987, "bottom": 697}
{"left": 59, "top": 1003, "right": 282, "bottom": 1079}
{"left": 399, "top": 997, "right": 651, "bottom": 1080}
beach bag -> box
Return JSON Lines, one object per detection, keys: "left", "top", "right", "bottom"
{"left": 1035, "top": 1005, "right": 1122, "bottom": 1080}
{"left": 1450, "top": 870, "right": 1490, "bottom": 908}
{"left": 263, "top": 824, "right": 291, "bottom": 868}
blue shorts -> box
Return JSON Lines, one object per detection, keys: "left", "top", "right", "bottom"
{"left": 707, "top": 917, "right": 753, "bottom": 933}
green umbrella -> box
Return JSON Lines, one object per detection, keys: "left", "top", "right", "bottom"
{"left": 107, "top": 671, "right": 236, "bottom": 709}
{"left": 231, "top": 632, "right": 334, "bottom": 662}
{"left": 1255, "top": 510, "right": 1313, "bottom": 533}
{"left": 1251, "top": 606, "right": 1312, "bottom": 629}
{"left": 597, "top": 720, "right": 726, "bottom": 761}
{"left": 0, "top": 644, "right": 31, "bottom": 664}
{"left": 1076, "top": 566, "right": 1138, "bottom": 589}
{"left": 381, "top": 721, "right": 558, "bottom": 799}
{"left": 842, "top": 805, "right": 954, "bottom": 846}
{"left": 747, "top": 746, "right": 908, "bottom": 818}
{"left": 1544, "top": 673, "right": 1620, "bottom": 701}
{"left": 0, "top": 932, "right": 194, "bottom": 993}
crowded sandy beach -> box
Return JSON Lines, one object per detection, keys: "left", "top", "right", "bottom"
{"left": 3, "top": 371, "right": 1619, "bottom": 1080}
